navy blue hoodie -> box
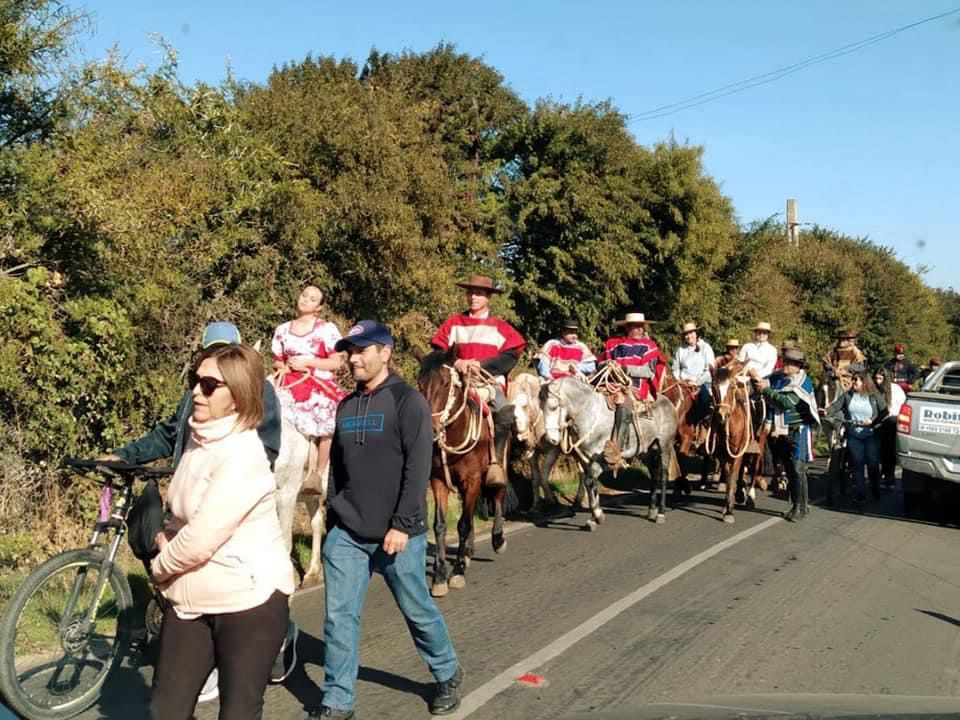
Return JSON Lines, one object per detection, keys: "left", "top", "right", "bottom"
{"left": 328, "top": 371, "right": 432, "bottom": 541}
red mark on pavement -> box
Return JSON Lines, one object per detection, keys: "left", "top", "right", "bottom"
{"left": 516, "top": 673, "right": 546, "bottom": 688}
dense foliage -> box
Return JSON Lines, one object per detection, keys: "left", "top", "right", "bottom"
{"left": 2, "top": 0, "right": 956, "bottom": 485}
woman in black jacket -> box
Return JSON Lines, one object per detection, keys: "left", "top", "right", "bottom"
{"left": 827, "top": 371, "right": 888, "bottom": 504}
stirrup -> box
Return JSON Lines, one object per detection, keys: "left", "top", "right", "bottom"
{"left": 484, "top": 463, "right": 506, "bottom": 488}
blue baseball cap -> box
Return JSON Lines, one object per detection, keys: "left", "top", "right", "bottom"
{"left": 201, "top": 321, "right": 242, "bottom": 349}
{"left": 334, "top": 320, "right": 394, "bottom": 351}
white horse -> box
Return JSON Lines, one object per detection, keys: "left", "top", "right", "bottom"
{"left": 274, "top": 414, "right": 328, "bottom": 588}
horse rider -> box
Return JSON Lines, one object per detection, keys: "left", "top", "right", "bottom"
{"left": 738, "top": 321, "right": 778, "bottom": 380}
{"left": 715, "top": 338, "right": 741, "bottom": 369}
{"left": 749, "top": 348, "right": 820, "bottom": 522}
{"left": 672, "top": 321, "right": 715, "bottom": 422}
{"left": 821, "top": 329, "right": 866, "bottom": 392}
{"left": 598, "top": 311, "right": 662, "bottom": 456}
{"left": 537, "top": 318, "right": 597, "bottom": 381}
{"left": 430, "top": 274, "right": 526, "bottom": 488}
{"left": 886, "top": 342, "right": 920, "bottom": 393}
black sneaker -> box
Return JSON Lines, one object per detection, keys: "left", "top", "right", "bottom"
{"left": 430, "top": 665, "right": 464, "bottom": 715}
{"left": 270, "top": 620, "right": 299, "bottom": 683}
{"left": 306, "top": 707, "right": 354, "bottom": 720}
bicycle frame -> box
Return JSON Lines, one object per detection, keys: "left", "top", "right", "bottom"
{"left": 61, "top": 476, "right": 135, "bottom": 642}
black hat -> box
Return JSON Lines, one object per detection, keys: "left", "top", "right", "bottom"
{"left": 560, "top": 318, "right": 579, "bottom": 330}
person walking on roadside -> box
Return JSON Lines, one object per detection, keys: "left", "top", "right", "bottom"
{"left": 872, "top": 366, "right": 905, "bottom": 489}
{"left": 149, "top": 343, "right": 295, "bottom": 720}
{"left": 826, "top": 370, "right": 888, "bottom": 504}
{"left": 101, "top": 322, "right": 295, "bottom": 700}
{"left": 750, "top": 348, "right": 820, "bottom": 521}
{"left": 308, "top": 321, "right": 462, "bottom": 719}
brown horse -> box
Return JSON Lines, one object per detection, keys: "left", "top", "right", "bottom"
{"left": 415, "top": 346, "right": 508, "bottom": 598}
{"left": 708, "top": 363, "right": 753, "bottom": 523}
{"left": 659, "top": 367, "right": 704, "bottom": 495}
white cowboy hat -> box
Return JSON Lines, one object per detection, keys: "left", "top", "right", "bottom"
{"left": 679, "top": 321, "right": 702, "bottom": 335}
{"left": 753, "top": 321, "right": 773, "bottom": 333}
{"left": 614, "top": 312, "right": 656, "bottom": 326}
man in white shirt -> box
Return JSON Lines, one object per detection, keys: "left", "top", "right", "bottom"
{"left": 672, "top": 322, "right": 715, "bottom": 421}
{"left": 738, "top": 321, "right": 778, "bottom": 380}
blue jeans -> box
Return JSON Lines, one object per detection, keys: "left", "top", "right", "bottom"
{"left": 847, "top": 432, "right": 880, "bottom": 494}
{"left": 321, "top": 526, "right": 458, "bottom": 711}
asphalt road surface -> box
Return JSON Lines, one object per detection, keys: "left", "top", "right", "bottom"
{"left": 66, "top": 464, "right": 960, "bottom": 719}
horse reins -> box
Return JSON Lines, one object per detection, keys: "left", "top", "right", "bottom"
{"left": 431, "top": 364, "right": 496, "bottom": 489}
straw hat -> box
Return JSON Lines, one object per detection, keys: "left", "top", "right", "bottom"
{"left": 614, "top": 312, "right": 656, "bottom": 327}
{"left": 680, "top": 321, "right": 702, "bottom": 335}
{"left": 753, "top": 321, "right": 773, "bottom": 334}
{"left": 725, "top": 338, "right": 741, "bottom": 348}
{"left": 455, "top": 274, "right": 503, "bottom": 294}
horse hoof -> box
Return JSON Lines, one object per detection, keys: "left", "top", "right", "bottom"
{"left": 656, "top": 513, "right": 666, "bottom": 524}
{"left": 745, "top": 497, "right": 756, "bottom": 510}
{"left": 493, "top": 537, "right": 507, "bottom": 555}
{"left": 593, "top": 510, "right": 605, "bottom": 525}
{"left": 717, "top": 482, "right": 727, "bottom": 493}
{"left": 584, "top": 520, "right": 597, "bottom": 532}
{"left": 300, "top": 573, "right": 321, "bottom": 589}
{"left": 449, "top": 574, "right": 466, "bottom": 589}
{"left": 647, "top": 509, "right": 658, "bottom": 522}
{"left": 722, "top": 513, "right": 736, "bottom": 524}
{"left": 431, "top": 582, "right": 449, "bottom": 598}
{"left": 757, "top": 478, "right": 769, "bottom": 491}
{"left": 735, "top": 489, "right": 746, "bottom": 505}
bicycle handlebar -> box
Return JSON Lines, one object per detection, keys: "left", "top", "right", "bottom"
{"left": 62, "top": 458, "right": 174, "bottom": 479}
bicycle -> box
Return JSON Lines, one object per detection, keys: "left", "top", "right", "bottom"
{"left": 0, "top": 459, "right": 172, "bottom": 720}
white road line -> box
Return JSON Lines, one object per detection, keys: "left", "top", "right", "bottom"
{"left": 446, "top": 515, "right": 783, "bottom": 719}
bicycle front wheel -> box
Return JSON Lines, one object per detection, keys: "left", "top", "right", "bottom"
{"left": 0, "top": 548, "right": 134, "bottom": 720}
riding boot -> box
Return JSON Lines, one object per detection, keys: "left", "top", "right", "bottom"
{"left": 797, "top": 464, "right": 810, "bottom": 518}
{"left": 602, "top": 402, "right": 633, "bottom": 471}
{"left": 783, "top": 459, "right": 801, "bottom": 522}
{"left": 485, "top": 406, "right": 514, "bottom": 488}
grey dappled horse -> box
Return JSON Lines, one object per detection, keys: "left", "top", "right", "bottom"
{"left": 508, "top": 372, "right": 580, "bottom": 515}
{"left": 542, "top": 377, "right": 680, "bottom": 529}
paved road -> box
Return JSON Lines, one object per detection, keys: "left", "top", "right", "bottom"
{"left": 73, "top": 465, "right": 960, "bottom": 719}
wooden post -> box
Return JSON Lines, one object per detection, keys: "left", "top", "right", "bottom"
{"left": 786, "top": 198, "right": 799, "bottom": 247}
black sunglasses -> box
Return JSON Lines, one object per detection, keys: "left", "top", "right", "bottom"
{"left": 188, "top": 371, "right": 228, "bottom": 397}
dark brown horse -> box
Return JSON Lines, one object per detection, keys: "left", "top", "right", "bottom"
{"left": 415, "top": 346, "right": 508, "bottom": 598}
{"left": 708, "top": 363, "right": 753, "bottom": 523}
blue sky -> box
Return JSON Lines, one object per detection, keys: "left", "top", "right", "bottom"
{"left": 78, "top": 1, "right": 959, "bottom": 290}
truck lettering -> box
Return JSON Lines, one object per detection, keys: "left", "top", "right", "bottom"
{"left": 921, "top": 408, "right": 960, "bottom": 423}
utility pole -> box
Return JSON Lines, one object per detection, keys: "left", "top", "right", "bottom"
{"left": 786, "top": 198, "right": 800, "bottom": 248}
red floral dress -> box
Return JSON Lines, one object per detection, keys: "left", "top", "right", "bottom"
{"left": 271, "top": 319, "right": 344, "bottom": 437}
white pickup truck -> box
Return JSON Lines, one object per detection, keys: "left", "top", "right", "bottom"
{"left": 896, "top": 360, "right": 960, "bottom": 517}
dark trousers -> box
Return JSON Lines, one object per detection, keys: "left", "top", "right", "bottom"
{"left": 150, "top": 590, "right": 289, "bottom": 720}
{"left": 847, "top": 432, "right": 880, "bottom": 495}
{"left": 769, "top": 428, "right": 809, "bottom": 511}
{"left": 877, "top": 419, "right": 897, "bottom": 482}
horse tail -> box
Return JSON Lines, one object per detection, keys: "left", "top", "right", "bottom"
{"left": 668, "top": 444, "right": 681, "bottom": 482}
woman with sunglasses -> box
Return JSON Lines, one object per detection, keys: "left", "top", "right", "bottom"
{"left": 149, "top": 343, "right": 295, "bottom": 720}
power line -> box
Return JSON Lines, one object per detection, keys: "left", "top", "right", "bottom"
{"left": 629, "top": 6, "right": 960, "bottom": 122}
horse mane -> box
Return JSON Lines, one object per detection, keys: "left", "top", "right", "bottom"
{"left": 417, "top": 345, "right": 457, "bottom": 382}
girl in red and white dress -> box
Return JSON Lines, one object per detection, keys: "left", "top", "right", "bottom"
{"left": 272, "top": 286, "right": 344, "bottom": 475}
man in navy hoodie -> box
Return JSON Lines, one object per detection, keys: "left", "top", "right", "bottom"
{"left": 309, "top": 321, "right": 462, "bottom": 720}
